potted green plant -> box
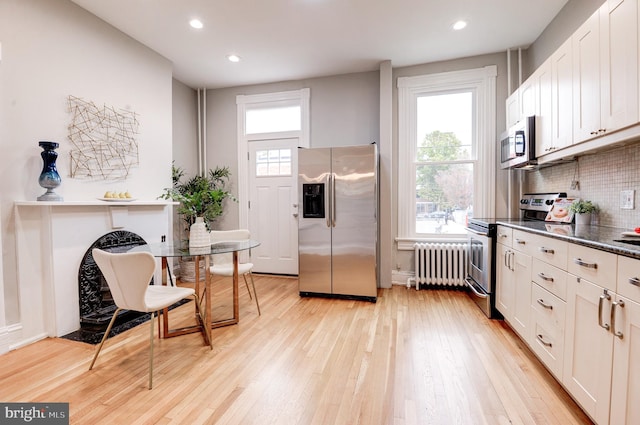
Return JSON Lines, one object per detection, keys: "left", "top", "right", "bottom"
{"left": 159, "top": 164, "right": 236, "bottom": 233}
{"left": 159, "top": 164, "right": 236, "bottom": 281}
{"left": 569, "top": 200, "right": 598, "bottom": 225}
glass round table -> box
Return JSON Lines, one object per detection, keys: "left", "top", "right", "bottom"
{"left": 130, "top": 239, "right": 260, "bottom": 348}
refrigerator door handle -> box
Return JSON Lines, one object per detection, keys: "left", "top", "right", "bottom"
{"left": 326, "top": 173, "right": 332, "bottom": 228}
{"left": 331, "top": 172, "right": 336, "bottom": 227}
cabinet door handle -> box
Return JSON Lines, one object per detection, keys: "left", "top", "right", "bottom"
{"left": 537, "top": 298, "right": 553, "bottom": 310}
{"left": 598, "top": 291, "right": 611, "bottom": 331}
{"left": 536, "top": 334, "right": 552, "bottom": 347}
{"left": 573, "top": 258, "right": 597, "bottom": 269}
{"left": 515, "top": 239, "right": 526, "bottom": 245}
{"left": 628, "top": 277, "right": 640, "bottom": 287}
{"left": 537, "top": 272, "right": 554, "bottom": 282}
{"left": 509, "top": 251, "right": 515, "bottom": 271}
{"left": 611, "top": 300, "right": 625, "bottom": 339}
{"left": 539, "top": 247, "right": 554, "bottom": 254}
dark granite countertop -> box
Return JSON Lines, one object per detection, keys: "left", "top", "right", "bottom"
{"left": 495, "top": 219, "right": 640, "bottom": 260}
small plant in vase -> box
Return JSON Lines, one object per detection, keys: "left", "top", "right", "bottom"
{"left": 159, "top": 164, "right": 237, "bottom": 281}
{"left": 569, "top": 200, "right": 598, "bottom": 225}
{"left": 159, "top": 164, "right": 236, "bottom": 234}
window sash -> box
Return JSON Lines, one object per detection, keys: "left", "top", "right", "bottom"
{"left": 397, "top": 66, "right": 496, "bottom": 247}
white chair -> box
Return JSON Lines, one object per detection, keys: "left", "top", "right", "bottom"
{"left": 209, "top": 229, "right": 260, "bottom": 315}
{"left": 89, "top": 248, "right": 198, "bottom": 389}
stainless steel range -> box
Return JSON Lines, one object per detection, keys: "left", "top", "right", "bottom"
{"left": 465, "top": 192, "right": 566, "bottom": 318}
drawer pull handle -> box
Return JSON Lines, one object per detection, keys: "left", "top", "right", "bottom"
{"left": 499, "top": 233, "right": 508, "bottom": 238}
{"left": 573, "top": 258, "right": 597, "bottom": 269}
{"left": 539, "top": 247, "right": 555, "bottom": 254}
{"left": 537, "top": 298, "right": 553, "bottom": 310}
{"left": 598, "top": 290, "right": 611, "bottom": 331}
{"left": 611, "top": 300, "right": 625, "bottom": 339}
{"left": 537, "top": 273, "right": 554, "bottom": 282}
{"left": 515, "top": 239, "right": 526, "bottom": 245}
{"left": 536, "top": 334, "right": 552, "bottom": 347}
{"left": 629, "top": 277, "right": 640, "bottom": 287}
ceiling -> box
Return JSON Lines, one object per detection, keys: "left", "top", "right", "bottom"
{"left": 70, "top": 0, "right": 569, "bottom": 89}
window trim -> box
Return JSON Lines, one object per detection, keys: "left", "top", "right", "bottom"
{"left": 397, "top": 66, "right": 496, "bottom": 249}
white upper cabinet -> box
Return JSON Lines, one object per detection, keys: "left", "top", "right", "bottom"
{"left": 511, "top": 0, "right": 640, "bottom": 164}
{"left": 506, "top": 89, "right": 520, "bottom": 129}
{"left": 573, "top": 9, "right": 602, "bottom": 143}
{"left": 551, "top": 38, "right": 574, "bottom": 151}
{"left": 573, "top": 0, "right": 639, "bottom": 144}
{"left": 600, "top": 0, "right": 639, "bottom": 133}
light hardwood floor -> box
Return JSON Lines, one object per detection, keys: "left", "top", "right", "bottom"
{"left": 0, "top": 275, "right": 593, "bottom": 425}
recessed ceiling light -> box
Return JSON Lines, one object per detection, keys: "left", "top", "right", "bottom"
{"left": 227, "top": 54, "right": 241, "bottom": 63}
{"left": 189, "top": 19, "right": 203, "bottom": 29}
{"left": 453, "top": 20, "right": 467, "bottom": 30}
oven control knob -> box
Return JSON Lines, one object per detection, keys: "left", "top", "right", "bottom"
{"left": 546, "top": 199, "right": 554, "bottom": 205}
{"left": 520, "top": 199, "right": 528, "bottom": 204}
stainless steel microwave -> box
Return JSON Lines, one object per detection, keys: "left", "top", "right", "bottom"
{"left": 500, "top": 115, "right": 536, "bottom": 169}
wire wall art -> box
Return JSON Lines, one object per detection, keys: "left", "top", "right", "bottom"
{"left": 67, "top": 95, "right": 140, "bottom": 180}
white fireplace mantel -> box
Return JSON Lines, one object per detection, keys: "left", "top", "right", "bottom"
{"left": 14, "top": 200, "right": 177, "bottom": 348}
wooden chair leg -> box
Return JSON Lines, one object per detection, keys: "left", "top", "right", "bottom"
{"left": 89, "top": 307, "right": 122, "bottom": 370}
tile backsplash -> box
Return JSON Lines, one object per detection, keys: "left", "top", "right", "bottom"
{"left": 525, "top": 142, "right": 640, "bottom": 230}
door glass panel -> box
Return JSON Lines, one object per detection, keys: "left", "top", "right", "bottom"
{"left": 255, "top": 148, "right": 292, "bottom": 176}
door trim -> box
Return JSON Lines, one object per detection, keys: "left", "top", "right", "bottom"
{"left": 236, "top": 89, "right": 310, "bottom": 231}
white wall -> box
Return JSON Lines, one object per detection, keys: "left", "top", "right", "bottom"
{"left": 204, "top": 71, "right": 381, "bottom": 230}
{"left": 0, "top": 0, "right": 175, "bottom": 337}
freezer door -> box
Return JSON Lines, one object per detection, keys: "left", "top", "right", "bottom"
{"left": 298, "top": 148, "right": 332, "bottom": 294}
{"left": 331, "top": 145, "right": 377, "bottom": 297}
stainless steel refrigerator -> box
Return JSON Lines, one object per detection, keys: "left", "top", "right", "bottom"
{"left": 298, "top": 144, "right": 378, "bottom": 302}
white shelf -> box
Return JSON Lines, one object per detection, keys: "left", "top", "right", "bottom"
{"left": 15, "top": 200, "right": 178, "bottom": 206}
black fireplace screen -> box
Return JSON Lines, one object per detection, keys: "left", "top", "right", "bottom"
{"left": 78, "top": 230, "right": 149, "bottom": 325}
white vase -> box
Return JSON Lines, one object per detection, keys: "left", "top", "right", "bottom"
{"left": 188, "top": 217, "right": 210, "bottom": 248}
{"left": 574, "top": 212, "right": 592, "bottom": 225}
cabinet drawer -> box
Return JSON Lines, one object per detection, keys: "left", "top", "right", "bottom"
{"left": 497, "top": 226, "right": 513, "bottom": 248}
{"left": 532, "top": 258, "right": 568, "bottom": 301}
{"left": 530, "top": 234, "right": 568, "bottom": 269}
{"left": 617, "top": 255, "right": 640, "bottom": 304}
{"left": 530, "top": 283, "right": 565, "bottom": 379}
{"left": 531, "top": 283, "right": 566, "bottom": 330}
{"left": 512, "top": 230, "right": 536, "bottom": 255}
{"left": 530, "top": 315, "right": 565, "bottom": 379}
{"left": 567, "top": 244, "right": 617, "bottom": 291}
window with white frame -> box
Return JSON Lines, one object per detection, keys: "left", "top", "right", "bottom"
{"left": 397, "top": 66, "right": 496, "bottom": 248}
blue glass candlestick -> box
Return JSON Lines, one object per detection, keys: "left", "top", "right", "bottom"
{"left": 37, "top": 141, "right": 63, "bottom": 201}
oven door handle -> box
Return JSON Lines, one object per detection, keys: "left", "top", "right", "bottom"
{"left": 466, "top": 227, "right": 489, "bottom": 237}
{"left": 464, "top": 277, "right": 489, "bottom": 299}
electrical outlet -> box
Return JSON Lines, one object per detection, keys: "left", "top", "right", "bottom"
{"left": 620, "top": 190, "right": 635, "bottom": 209}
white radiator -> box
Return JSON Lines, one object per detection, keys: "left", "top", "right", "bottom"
{"left": 413, "top": 243, "right": 468, "bottom": 289}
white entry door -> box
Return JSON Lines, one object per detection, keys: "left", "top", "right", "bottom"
{"left": 248, "top": 138, "right": 299, "bottom": 275}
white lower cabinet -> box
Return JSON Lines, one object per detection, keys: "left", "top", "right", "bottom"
{"left": 610, "top": 256, "right": 640, "bottom": 425}
{"left": 512, "top": 250, "right": 532, "bottom": 341}
{"left": 497, "top": 228, "right": 640, "bottom": 425}
{"left": 563, "top": 275, "right": 614, "bottom": 425}
{"left": 496, "top": 236, "right": 532, "bottom": 342}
